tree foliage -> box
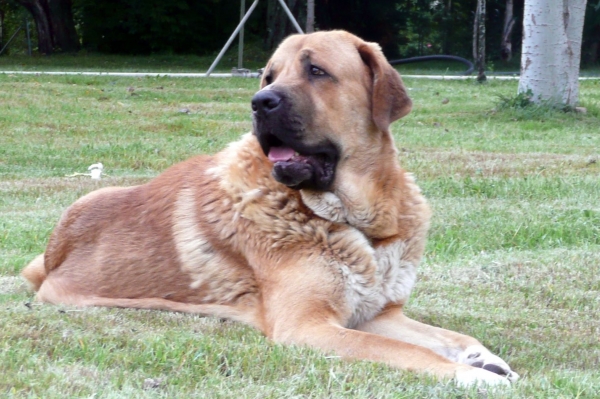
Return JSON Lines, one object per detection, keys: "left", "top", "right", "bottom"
{"left": 74, "top": 0, "right": 240, "bottom": 54}
{"left": 1, "top": 0, "right": 598, "bottom": 66}
{"left": 582, "top": 0, "right": 600, "bottom": 63}
{"left": 314, "top": 0, "right": 405, "bottom": 57}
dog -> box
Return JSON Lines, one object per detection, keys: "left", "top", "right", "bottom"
{"left": 22, "top": 30, "right": 518, "bottom": 387}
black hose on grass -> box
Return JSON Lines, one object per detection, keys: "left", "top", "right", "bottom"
{"left": 389, "top": 55, "right": 475, "bottom": 75}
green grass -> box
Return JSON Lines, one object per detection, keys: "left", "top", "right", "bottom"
{"left": 0, "top": 42, "right": 271, "bottom": 73}
{"left": 4, "top": 47, "right": 596, "bottom": 76}
{"left": 1, "top": 65, "right": 599, "bottom": 398}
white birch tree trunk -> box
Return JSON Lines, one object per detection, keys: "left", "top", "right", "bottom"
{"left": 518, "top": 0, "right": 588, "bottom": 106}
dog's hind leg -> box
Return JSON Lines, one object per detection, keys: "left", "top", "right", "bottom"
{"left": 35, "top": 274, "right": 260, "bottom": 327}
{"left": 21, "top": 254, "right": 47, "bottom": 291}
{"left": 79, "top": 297, "right": 260, "bottom": 327}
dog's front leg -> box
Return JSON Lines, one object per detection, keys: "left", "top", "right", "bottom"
{"left": 260, "top": 267, "right": 511, "bottom": 387}
{"left": 355, "top": 304, "right": 519, "bottom": 385}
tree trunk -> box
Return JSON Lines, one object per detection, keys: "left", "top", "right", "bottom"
{"left": 441, "top": 0, "right": 452, "bottom": 55}
{"left": 501, "top": 0, "right": 515, "bottom": 61}
{"left": 17, "top": 0, "right": 53, "bottom": 54}
{"left": 16, "top": 0, "right": 79, "bottom": 54}
{"left": 518, "top": 0, "right": 588, "bottom": 106}
{"left": 1, "top": 9, "right": 4, "bottom": 46}
{"left": 265, "top": 0, "right": 299, "bottom": 50}
{"left": 265, "top": 0, "right": 281, "bottom": 49}
{"left": 306, "top": 0, "right": 315, "bottom": 33}
{"left": 473, "top": 0, "right": 486, "bottom": 81}
{"left": 47, "top": 0, "right": 79, "bottom": 52}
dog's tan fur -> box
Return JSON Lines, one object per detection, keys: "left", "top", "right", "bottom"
{"left": 22, "top": 31, "right": 517, "bottom": 386}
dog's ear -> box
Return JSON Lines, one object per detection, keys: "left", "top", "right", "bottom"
{"left": 358, "top": 42, "right": 412, "bottom": 132}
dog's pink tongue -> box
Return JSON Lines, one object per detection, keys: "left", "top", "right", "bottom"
{"left": 268, "top": 146, "right": 295, "bottom": 162}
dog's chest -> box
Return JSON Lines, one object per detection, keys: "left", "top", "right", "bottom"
{"left": 300, "top": 191, "right": 417, "bottom": 327}
{"left": 226, "top": 187, "right": 417, "bottom": 328}
{"left": 338, "top": 230, "right": 416, "bottom": 328}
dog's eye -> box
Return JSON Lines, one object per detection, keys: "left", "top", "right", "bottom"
{"left": 264, "top": 74, "right": 273, "bottom": 85}
{"left": 310, "top": 66, "right": 326, "bottom": 76}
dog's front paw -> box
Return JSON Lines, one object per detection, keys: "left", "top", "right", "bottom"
{"left": 300, "top": 191, "right": 347, "bottom": 223}
{"left": 457, "top": 345, "right": 519, "bottom": 383}
{"left": 455, "top": 367, "right": 511, "bottom": 388}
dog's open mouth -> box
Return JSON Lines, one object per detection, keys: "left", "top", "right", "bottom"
{"left": 259, "top": 135, "right": 337, "bottom": 190}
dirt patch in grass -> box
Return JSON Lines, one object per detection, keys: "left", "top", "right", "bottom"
{"left": 0, "top": 176, "right": 151, "bottom": 192}
{"left": 403, "top": 150, "right": 599, "bottom": 179}
{"left": 0, "top": 276, "right": 29, "bottom": 296}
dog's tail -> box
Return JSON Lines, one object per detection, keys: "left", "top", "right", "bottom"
{"left": 21, "top": 254, "right": 47, "bottom": 291}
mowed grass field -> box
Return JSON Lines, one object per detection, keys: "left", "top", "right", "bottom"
{"left": 1, "top": 69, "right": 599, "bottom": 398}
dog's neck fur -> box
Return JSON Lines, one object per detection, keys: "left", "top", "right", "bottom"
{"left": 220, "top": 132, "right": 428, "bottom": 244}
{"left": 301, "top": 131, "right": 427, "bottom": 242}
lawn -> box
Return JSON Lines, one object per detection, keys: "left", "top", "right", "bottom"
{"left": 1, "top": 66, "right": 599, "bottom": 398}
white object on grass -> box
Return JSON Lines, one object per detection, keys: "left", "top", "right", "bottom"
{"left": 88, "top": 163, "right": 104, "bottom": 180}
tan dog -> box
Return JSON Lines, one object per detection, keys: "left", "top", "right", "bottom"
{"left": 22, "top": 31, "right": 517, "bottom": 387}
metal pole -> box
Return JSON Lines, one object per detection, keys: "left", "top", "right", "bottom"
{"left": 277, "top": 0, "right": 303, "bottom": 34}
{"left": 0, "top": 25, "right": 22, "bottom": 56}
{"left": 206, "top": 0, "right": 259, "bottom": 77}
{"left": 238, "top": 0, "right": 245, "bottom": 69}
{"left": 25, "top": 19, "right": 32, "bottom": 56}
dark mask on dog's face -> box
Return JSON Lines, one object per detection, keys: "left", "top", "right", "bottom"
{"left": 251, "top": 87, "right": 338, "bottom": 191}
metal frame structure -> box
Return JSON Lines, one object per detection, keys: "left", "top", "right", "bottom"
{"left": 0, "top": 19, "right": 32, "bottom": 56}
{"left": 205, "top": 0, "right": 304, "bottom": 77}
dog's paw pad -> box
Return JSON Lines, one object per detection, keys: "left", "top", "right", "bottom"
{"left": 483, "top": 363, "right": 508, "bottom": 375}
{"left": 457, "top": 345, "right": 518, "bottom": 382}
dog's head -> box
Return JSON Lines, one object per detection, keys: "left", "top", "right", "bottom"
{"left": 252, "top": 30, "right": 411, "bottom": 191}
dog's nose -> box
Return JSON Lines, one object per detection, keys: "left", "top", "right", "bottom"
{"left": 251, "top": 90, "right": 282, "bottom": 114}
